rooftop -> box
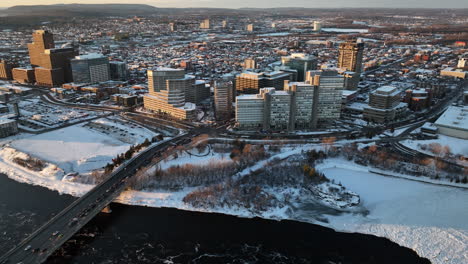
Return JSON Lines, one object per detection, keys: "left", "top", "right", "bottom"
{"left": 75, "top": 53, "right": 107, "bottom": 60}
{"left": 434, "top": 106, "right": 468, "bottom": 131}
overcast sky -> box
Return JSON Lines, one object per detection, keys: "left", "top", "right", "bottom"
{"left": 1, "top": 0, "right": 468, "bottom": 8}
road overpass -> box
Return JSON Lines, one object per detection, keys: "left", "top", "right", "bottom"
{"left": 0, "top": 134, "right": 189, "bottom": 264}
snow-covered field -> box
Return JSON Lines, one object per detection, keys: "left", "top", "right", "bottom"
{"left": 6, "top": 118, "right": 157, "bottom": 173}
{"left": 401, "top": 135, "right": 468, "bottom": 157}
{"left": 316, "top": 159, "right": 468, "bottom": 264}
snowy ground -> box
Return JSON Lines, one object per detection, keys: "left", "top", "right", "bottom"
{"left": 0, "top": 138, "right": 466, "bottom": 264}
{"left": 401, "top": 135, "right": 468, "bottom": 157}
{"left": 6, "top": 118, "right": 157, "bottom": 174}
{"left": 316, "top": 158, "right": 468, "bottom": 264}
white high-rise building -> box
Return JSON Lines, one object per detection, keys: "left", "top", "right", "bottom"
{"left": 285, "top": 82, "right": 317, "bottom": 129}
{"left": 306, "top": 70, "right": 344, "bottom": 125}
{"left": 143, "top": 68, "right": 196, "bottom": 120}
{"left": 313, "top": 21, "right": 322, "bottom": 32}
{"left": 236, "top": 94, "right": 265, "bottom": 129}
{"left": 263, "top": 88, "right": 291, "bottom": 130}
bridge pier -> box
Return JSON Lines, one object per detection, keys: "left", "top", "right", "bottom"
{"left": 101, "top": 205, "right": 112, "bottom": 214}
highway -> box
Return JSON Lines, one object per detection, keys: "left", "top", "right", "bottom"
{"left": 0, "top": 134, "right": 190, "bottom": 264}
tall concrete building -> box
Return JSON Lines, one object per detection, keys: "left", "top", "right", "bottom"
{"left": 222, "top": 20, "right": 228, "bottom": 28}
{"left": 169, "top": 22, "right": 177, "bottom": 32}
{"left": 306, "top": 70, "right": 345, "bottom": 125}
{"left": 363, "top": 86, "right": 407, "bottom": 123}
{"left": 0, "top": 60, "right": 17, "bottom": 80}
{"left": 285, "top": 81, "right": 317, "bottom": 129}
{"left": 246, "top": 24, "right": 254, "bottom": 32}
{"left": 109, "top": 61, "right": 128, "bottom": 81}
{"left": 313, "top": 21, "right": 322, "bottom": 32}
{"left": 338, "top": 40, "right": 364, "bottom": 74}
{"left": 244, "top": 58, "right": 257, "bottom": 70}
{"left": 186, "top": 80, "right": 210, "bottom": 104}
{"left": 200, "top": 19, "right": 211, "bottom": 29}
{"left": 71, "top": 54, "right": 110, "bottom": 84}
{"left": 214, "top": 81, "right": 234, "bottom": 120}
{"left": 236, "top": 93, "right": 265, "bottom": 129}
{"left": 236, "top": 88, "right": 292, "bottom": 130}
{"left": 235, "top": 71, "right": 291, "bottom": 94}
{"left": 236, "top": 84, "right": 318, "bottom": 131}
{"left": 262, "top": 88, "right": 291, "bottom": 130}
{"left": 281, "top": 53, "right": 317, "bottom": 81}
{"left": 143, "top": 68, "right": 196, "bottom": 120}
{"left": 27, "top": 30, "right": 78, "bottom": 87}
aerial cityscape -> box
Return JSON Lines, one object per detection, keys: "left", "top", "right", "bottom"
{"left": 0, "top": 1, "right": 467, "bottom": 264}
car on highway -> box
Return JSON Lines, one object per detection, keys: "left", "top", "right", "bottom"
{"left": 24, "top": 245, "right": 32, "bottom": 251}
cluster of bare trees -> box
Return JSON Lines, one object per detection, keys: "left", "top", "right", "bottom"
{"left": 341, "top": 143, "right": 467, "bottom": 183}
{"left": 183, "top": 183, "right": 278, "bottom": 212}
{"left": 128, "top": 141, "right": 271, "bottom": 191}
{"left": 182, "top": 157, "right": 356, "bottom": 213}
{"left": 104, "top": 138, "right": 152, "bottom": 174}
{"left": 12, "top": 155, "right": 45, "bottom": 172}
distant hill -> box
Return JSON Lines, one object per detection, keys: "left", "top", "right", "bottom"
{"left": 4, "top": 4, "right": 160, "bottom": 17}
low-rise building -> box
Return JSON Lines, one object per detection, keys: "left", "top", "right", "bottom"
{"left": 364, "top": 86, "right": 408, "bottom": 123}
{"left": 0, "top": 119, "right": 18, "bottom": 138}
{"left": 12, "top": 67, "right": 35, "bottom": 84}
{"left": 440, "top": 67, "right": 466, "bottom": 79}
{"left": 434, "top": 106, "right": 468, "bottom": 139}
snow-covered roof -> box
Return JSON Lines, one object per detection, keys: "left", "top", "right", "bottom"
{"left": 434, "top": 106, "right": 468, "bottom": 131}
{"left": 236, "top": 94, "right": 261, "bottom": 100}
{"left": 0, "top": 118, "right": 16, "bottom": 126}
{"left": 75, "top": 53, "right": 106, "bottom": 60}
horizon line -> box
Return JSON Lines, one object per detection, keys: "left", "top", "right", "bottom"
{"left": 1, "top": 4, "right": 468, "bottom": 9}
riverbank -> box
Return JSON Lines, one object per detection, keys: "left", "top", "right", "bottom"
{"left": 0, "top": 175, "right": 429, "bottom": 264}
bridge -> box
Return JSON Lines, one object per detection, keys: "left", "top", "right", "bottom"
{"left": 0, "top": 134, "right": 190, "bottom": 264}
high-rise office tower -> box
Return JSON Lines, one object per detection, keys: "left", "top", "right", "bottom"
{"left": 244, "top": 58, "right": 257, "bottom": 70}
{"left": 27, "top": 30, "right": 78, "bottom": 87}
{"left": 169, "top": 22, "right": 177, "bottom": 32}
{"left": 281, "top": 53, "right": 317, "bottom": 82}
{"left": 214, "top": 81, "right": 234, "bottom": 120}
{"left": 262, "top": 88, "right": 291, "bottom": 130}
{"left": 285, "top": 81, "right": 317, "bottom": 129}
{"left": 246, "top": 24, "right": 254, "bottom": 32}
{"left": 144, "top": 68, "right": 196, "bottom": 120}
{"left": 306, "top": 70, "right": 344, "bottom": 125}
{"left": 71, "top": 54, "right": 110, "bottom": 84}
{"left": 110, "top": 61, "right": 128, "bottom": 81}
{"left": 313, "top": 21, "right": 322, "bottom": 32}
{"left": 338, "top": 40, "right": 364, "bottom": 74}
{"left": 222, "top": 20, "right": 228, "bottom": 28}
{"left": 186, "top": 80, "right": 210, "bottom": 105}
{"left": 200, "top": 19, "right": 211, "bottom": 29}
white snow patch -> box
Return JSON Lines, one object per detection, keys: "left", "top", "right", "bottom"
{"left": 316, "top": 159, "right": 468, "bottom": 264}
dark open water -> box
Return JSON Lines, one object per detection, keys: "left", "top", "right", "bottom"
{"left": 0, "top": 174, "right": 430, "bottom": 264}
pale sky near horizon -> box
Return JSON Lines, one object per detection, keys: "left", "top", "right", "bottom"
{"left": 1, "top": 0, "right": 467, "bottom": 8}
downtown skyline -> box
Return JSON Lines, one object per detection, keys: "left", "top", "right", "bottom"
{"left": 1, "top": 0, "right": 468, "bottom": 9}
